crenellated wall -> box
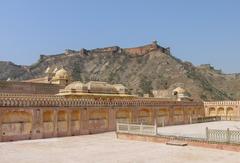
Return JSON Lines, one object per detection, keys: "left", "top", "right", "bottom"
{"left": 0, "top": 93, "right": 203, "bottom": 108}
{"left": 90, "top": 46, "right": 120, "bottom": 53}
{"left": 123, "top": 42, "right": 170, "bottom": 56}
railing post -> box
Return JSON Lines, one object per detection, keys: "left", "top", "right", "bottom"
{"left": 206, "top": 127, "right": 209, "bottom": 141}
{"left": 155, "top": 119, "right": 157, "bottom": 135}
{"left": 140, "top": 123, "right": 143, "bottom": 135}
{"left": 189, "top": 116, "right": 192, "bottom": 124}
{"left": 116, "top": 123, "right": 119, "bottom": 132}
{"left": 227, "top": 128, "right": 230, "bottom": 143}
{"left": 127, "top": 123, "right": 130, "bottom": 133}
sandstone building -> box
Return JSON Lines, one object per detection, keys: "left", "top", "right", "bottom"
{"left": 0, "top": 68, "right": 219, "bottom": 142}
{"left": 204, "top": 101, "right": 240, "bottom": 118}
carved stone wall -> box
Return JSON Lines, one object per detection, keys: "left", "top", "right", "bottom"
{"left": 204, "top": 101, "right": 240, "bottom": 117}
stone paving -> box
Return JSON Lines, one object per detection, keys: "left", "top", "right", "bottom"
{"left": 0, "top": 132, "right": 240, "bottom": 163}
{"left": 158, "top": 121, "right": 240, "bottom": 138}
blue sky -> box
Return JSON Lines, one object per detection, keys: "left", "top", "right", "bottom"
{"left": 0, "top": 0, "right": 239, "bottom": 73}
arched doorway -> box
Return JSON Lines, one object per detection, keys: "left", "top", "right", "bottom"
{"left": 173, "top": 108, "right": 184, "bottom": 125}
{"left": 43, "top": 110, "right": 54, "bottom": 138}
{"left": 186, "top": 109, "right": 195, "bottom": 124}
{"left": 226, "top": 107, "right": 234, "bottom": 119}
{"left": 71, "top": 110, "right": 80, "bottom": 135}
{"left": 89, "top": 110, "right": 108, "bottom": 133}
{"left": 217, "top": 107, "right": 225, "bottom": 116}
{"left": 157, "top": 109, "right": 169, "bottom": 126}
{"left": 208, "top": 107, "right": 216, "bottom": 116}
{"left": 57, "top": 110, "right": 68, "bottom": 137}
{"left": 138, "top": 109, "right": 152, "bottom": 124}
{"left": 190, "top": 109, "right": 198, "bottom": 119}
{"left": 116, "top": 109, "right": 131, "bottom": 123}
{"left": 2, "top": 111, "right": 32, "bottom": 141}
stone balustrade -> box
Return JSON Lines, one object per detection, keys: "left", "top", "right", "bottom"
{"left": 204, "top": 101, "right": 240, "bottom": 106}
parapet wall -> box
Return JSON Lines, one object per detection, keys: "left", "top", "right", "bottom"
{"left": 39, "top": 42, "right": 171, "bottom": 60}
{"left": 117, "top": 133, "right": 240, "bottom": 152}
{"left": 0, "top": 92, "right": 204, "bottom": 142}
{"left": 123, "top": 43, "right": 170, "bottom": 56}
{"left": 204, "top": 101, "right": 240, "bottom": 106}
{"left": 124, "top": 43, "right": 158, "bottom": 55}
{"left": 203, "top": 101, "right": 240, "bottom": 117}
{"left": 0, "top": 93, "right": 204, "bottom": 108}
{"left": 90, "top": 46, "right": 120, "bottom": 53}
{"left": 0, "top": 81, "right": 63, "bottom": 95}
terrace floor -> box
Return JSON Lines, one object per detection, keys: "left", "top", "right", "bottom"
{"left": 158, "top": 121, "right": 240, "bottom": 138}
{"left": 0, "top": 131, "right": 240, "bottom": 163}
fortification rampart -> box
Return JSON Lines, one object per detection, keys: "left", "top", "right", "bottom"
{"left": 124, "top": 42, "right": 170, "bottom": 56}
{"left": 90, "top": 46, "right": 120, "bottom": 53}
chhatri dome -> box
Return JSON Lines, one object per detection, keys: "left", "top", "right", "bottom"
{"left": 64, "top": 81, "right": 87, "bottom": 92}
{"left": 54, "top": 68, "right": 69, "bottom": 79}
{"left": 58, "top": 81, "right": 132, "bottom": 97}
{"left": 50, "top": 68, "right": 70, "bottom": 86}
{"left": 172, "top": 87, "right": 192, "bottom": 101}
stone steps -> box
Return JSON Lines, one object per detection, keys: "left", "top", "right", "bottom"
{"left": 166, "top": 141, "right": 188, "bottom": 146}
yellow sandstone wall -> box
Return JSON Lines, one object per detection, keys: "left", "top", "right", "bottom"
{"left": 204, "top": 101, "right": 240, "bottom": 117}
{"left": 0, "top": 81, "right": 63, "bottom": 94}
{"left": 0, "top": 104, "right": 204, "bottom": 142}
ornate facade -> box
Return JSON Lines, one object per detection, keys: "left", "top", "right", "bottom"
{"left": 0, "top": 68, "right": 204, "bottom": 142}
{"left": 204, "top": 101, "right": 240, "bottom": 117}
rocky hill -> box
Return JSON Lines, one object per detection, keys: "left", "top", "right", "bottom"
{"left": 1, "top": 42, "right": 240, "bottom": 101}
{"left": 0, "top": 61, "right": 29, "bottom": 80}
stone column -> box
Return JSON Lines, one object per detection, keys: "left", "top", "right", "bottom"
{"left": 0, "top": 110, "right": 2, "bottom": 142}
{"left": 152, "top": 108, "right": 157, "bottom": 125}
{"left": 31, "top": 108, "right": 43, "bottom": 139}
{"left": 67, "top": 109, "right": 72, "bottom": 136}
{"left": 108, "top": 107, "right": 116, "bottom": 131}
{"left": 168, "top": 107, "right": 174, "bottom": 125}
{"left": 183, "top": 107, "right": 189, "bottom": 124}
{"left": 53, "top": 109, "right": 58, "bottom": 137}
{"left": 80, "top": 108, "right": 89, "bottom": 134}
{"left": 132, "top": 108, "right": 138, "bottom": 123}
{"left": 224, "top": 107, "right": 227, "bottom": 117}
{"left": 238, "top": 105, "right": 240, "bottom": 117}
{"left": 204, "top": 106, "right": 208, "bottom": 117}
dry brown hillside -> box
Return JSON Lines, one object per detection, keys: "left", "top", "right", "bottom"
{"left": 0, "top": 42, "right": 239, "bottom": 101}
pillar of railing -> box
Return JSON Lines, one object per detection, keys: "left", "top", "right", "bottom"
{"left": 117, "top": 123, "right": 119, "bottom": 132}
{"left": 155, "top": 119, "right": 157, "bottom": 135}
{"left": 226, "top": 128, "right": 230, "bottom": 143}
{"left": 206, "top": 127, "right": 209, "bottom": 141}
{"left": 162, "top": 119, "right": 165, "bottom": 127}
{"left": 140, "top": 123, "right": 143, "bottom": 134}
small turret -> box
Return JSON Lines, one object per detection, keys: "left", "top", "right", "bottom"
{"left": 172, "top": 87, "right": 192, "bottom": 101}
{"left": 51, "top": 68, "right": 70, "bottom": 86}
